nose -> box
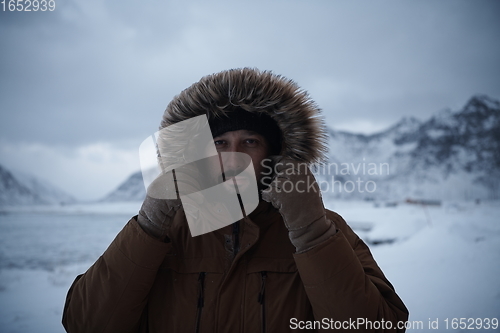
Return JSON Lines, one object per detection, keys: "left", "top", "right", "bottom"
{"left": 224, "top": 141, "right": 245, "bottom": 164}
{"left": 222, "top": 150, "right": 243, "bottom": 171}
{"left": 225, "top": 141, "right": 243, "bottom": 153}
{"left": 220, "top": 148, "right": 250, "bottom": 178}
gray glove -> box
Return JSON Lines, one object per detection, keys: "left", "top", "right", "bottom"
{"left": 137, "top": 196, "right": 182, "bottom": 241}
{"left": 261, "top": 157, "right": 336, "bottom": 252}
{"left": 137, "top": 172, "right": 182, "bottom": 241}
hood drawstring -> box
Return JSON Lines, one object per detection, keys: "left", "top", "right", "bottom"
{"left": 258, "top": 271, "right": 267, "bottom": 333}
{"left": 195, "top": 272, "right": 206, "bottom": 333}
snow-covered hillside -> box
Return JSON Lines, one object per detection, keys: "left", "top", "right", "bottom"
{"left": 0, "top": 164, "right": 76, "bottom": 206}
{"left": 102, "top": 95, "right": 500, "bottom": 202}
{"left": 321, "top": 95, "right": 500, "bottom": 201}
{"left": 100, "top": 171, "right": 145, "bottom": 202}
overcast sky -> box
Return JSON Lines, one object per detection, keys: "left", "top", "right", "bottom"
{"left": 1, "top": 0, "right": 499, "bottom": 200}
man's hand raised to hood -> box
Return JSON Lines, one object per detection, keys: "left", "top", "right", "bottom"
{"left": 138, "top": 161, "right": 210, "bottom": 241}
{"left": 137, "top": 171, "right": 182, "bottom": 242}
{"left": 261, "top": 156, "right": 337, "bottom": 253}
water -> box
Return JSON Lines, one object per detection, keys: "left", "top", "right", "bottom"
{"left": 0, "top": 212, "right": 130, "bottom": 271}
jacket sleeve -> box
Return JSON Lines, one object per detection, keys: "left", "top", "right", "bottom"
{"left": 62, "top": 217, "right": 171, "bottom": 333}
{"left": 293, "top": 210, "right": 409, "bottom": 332}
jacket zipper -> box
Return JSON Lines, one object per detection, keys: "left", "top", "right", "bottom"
{"left": 195, "top": 272, "right": 206, "bottom": 333}
{"left": 233, "top": 221, "right": 240, "bottom": 257}
{"left": 258, "top": 271, "right": 267, "bottom": 333}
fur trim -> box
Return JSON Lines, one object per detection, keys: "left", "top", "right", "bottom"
{"left": 160, "top": 68, "right": 328, "bottom": 165}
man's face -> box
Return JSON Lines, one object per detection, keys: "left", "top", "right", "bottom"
{"left": 211, "top": 129, "right": 271, "bottom": 190}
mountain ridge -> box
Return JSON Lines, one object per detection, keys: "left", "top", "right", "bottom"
{"left": 0, "top": 164, "right": 76, "bottom": 206}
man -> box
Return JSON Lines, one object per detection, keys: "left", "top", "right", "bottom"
{"left": 63, "top": 68, "right": 408, "bottom": 332}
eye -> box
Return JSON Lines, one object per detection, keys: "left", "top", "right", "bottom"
{"left": 214, "top": 140, "right": 224, "bottom": 145}
{"left": 244, "top": 138, "right": 258, "bottom": 146}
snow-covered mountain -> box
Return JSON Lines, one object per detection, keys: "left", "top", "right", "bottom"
{"left": 100, "top": 171, "right": 146, "bottom": 202}
{"left": 0, "top": 164, "right": 76, "bottom": 206}
{"left": 322, "top": 94, "right": 500, "bottom": 201}
{"left": 102, "top": 95, "right": 500, "bottom": 202}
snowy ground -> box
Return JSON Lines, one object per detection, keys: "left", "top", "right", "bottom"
{"left": 329, "top": 200, "right": 500, "bottom": 331}
{"left": 0, "top": 200, "right": 499, "bottom": 332}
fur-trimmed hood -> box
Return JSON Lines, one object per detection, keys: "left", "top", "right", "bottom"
{"left": 160, "top": 68, "right": 328, "bottom": 165}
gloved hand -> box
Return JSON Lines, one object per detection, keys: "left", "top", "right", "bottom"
{"left": 137, "top": 171, "right": 182, "bottom": 241}
{"left": 137, "top": 160, "right": 209, "bottom": 241}
{"left": 261, "top": 156, "right": 336, "bottom": 252}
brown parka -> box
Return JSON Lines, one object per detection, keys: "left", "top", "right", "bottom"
{"left": 62, "top": 68, "right": 408, "bottom": 332}
{"left": 63, "top": 202, "right": 408, "bottom": 332}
